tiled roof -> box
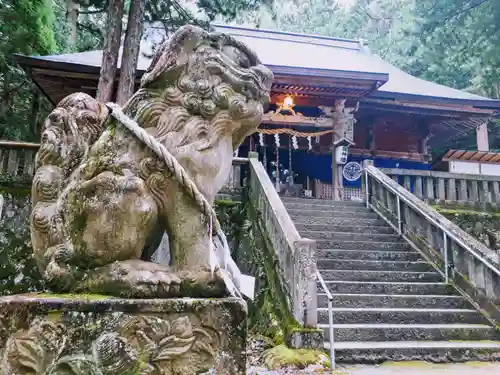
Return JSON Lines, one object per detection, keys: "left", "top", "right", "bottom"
{"left": 443, "top": 149, "right": 500, "bottom": 163}
{"left": 15, "top": 23, "right": 500, "bottom": 106}
{"left": 214, "top": 25, "right": 492, "bottom": 103}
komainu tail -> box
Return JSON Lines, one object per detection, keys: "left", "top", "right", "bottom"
{"left": 31, "top": 93, "right": 108, "bottom": 289}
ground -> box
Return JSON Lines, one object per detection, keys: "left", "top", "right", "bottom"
{"left": 246, "top": 338, "right": 500, "bottom": 374}
{"left": 248, "top": 361, "right": 500, "bottom": 374}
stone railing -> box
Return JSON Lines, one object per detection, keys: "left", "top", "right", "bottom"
{"left": 381, "top": 168, "right": 500, "bottom": 206}
{"left": 0, "top": 141, "right": 40, "bottom": 180}
{"left": 247, "top": 152, "right": 318, "bottom": 331}
{"left": 219, "top": 157, "right": 247, "bottom": 199}
{"left": 0, "top": 142, "right": 247, "bottom": 198}
{"left": 364, "top": 163, "right": 500, "bottom": 323}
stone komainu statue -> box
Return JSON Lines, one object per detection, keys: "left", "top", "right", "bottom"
{"left": 30, "top": 25, "right": 273, "bottom": 297}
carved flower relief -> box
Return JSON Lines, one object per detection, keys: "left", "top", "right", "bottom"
{"left": 1, "top": 318, "right": 67, "bottom": 375}
{"left": 117, "top": 315, "right": 218, "bottom": 375}
{"left": 0, "top": 315, "right": 218, "bottom": 375}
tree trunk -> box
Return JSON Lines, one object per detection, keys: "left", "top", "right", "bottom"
{"left": 116, "top": 0, "right": 147, "bottom": 105}
{"left": 29, "top": 91, "right": 40, "bottom": 141}
{"left": 65, "top": 0, "right": 79, "bottom": 46}
{"left": 96, "top": 0, "right": 125, "bottom": 103}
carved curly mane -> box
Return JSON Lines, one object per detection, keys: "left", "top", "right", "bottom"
{"left": 124, "top": 25, "right": 272, "bottom": 151}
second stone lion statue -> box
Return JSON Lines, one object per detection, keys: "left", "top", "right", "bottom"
{"left": 30, "top": 25, "right": 273, "bottom": 297}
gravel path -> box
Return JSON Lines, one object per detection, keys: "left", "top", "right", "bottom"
{"left": 244, "top": 338, "right": 500, "bottom": 374}
{"left": 247, "top": 362, "right": 500, "bottom": 374}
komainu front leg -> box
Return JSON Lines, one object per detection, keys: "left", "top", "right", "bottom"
{"left": 75, "top": 259, "right": 227, "bottom": 298}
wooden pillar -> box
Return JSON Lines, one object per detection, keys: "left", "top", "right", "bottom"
{"left": 332, "top": 135, "right": 338, "bottom": 200}
{"left": 418, "top": 121, "right": 431, "bottom": 156}
{"left": 477, "top": 122, "right": 489, "bottom": 151}
{"left": 289, "top": 135, "right": 293, "bottom": 185}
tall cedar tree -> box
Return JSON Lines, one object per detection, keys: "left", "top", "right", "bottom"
{"left": 117, "top": 0, "right": 147, "bottom": 105}
{"left": 96, "top": 0, "right": 125, "bottom": 103}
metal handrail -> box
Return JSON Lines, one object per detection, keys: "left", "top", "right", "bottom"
{"left": 365, "top": 166, "right": 500, "bottom": 279}
{"left": 316, "top": 269, "right": 335, "bottom": 370}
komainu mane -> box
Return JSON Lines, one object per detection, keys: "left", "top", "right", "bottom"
{"left": 30, "top": 25, "right": 273, "bottom": 297}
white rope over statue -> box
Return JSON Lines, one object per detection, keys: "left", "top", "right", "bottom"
{"left": 106, "top": 102, "right": 255, "bottom": 300}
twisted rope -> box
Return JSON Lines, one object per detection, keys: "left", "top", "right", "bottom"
{"left": 106, "top": 102, "right": 221, "bottom": 234}
{"left": 106, "top": 102, "right": 247, "bottom": 298}
{"left": 257, "top": 127, "right": 335, "bottom": 137}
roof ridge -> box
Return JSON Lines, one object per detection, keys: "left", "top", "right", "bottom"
{"left": 212, "top": 23, "right": 364, "bottom": 49}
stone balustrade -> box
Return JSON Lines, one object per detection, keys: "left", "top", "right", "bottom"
{"left": 0, "top": 141, "right": 39, "bottom": 181}
{"left": 364, "top": 163, "right": 500, "bottom": 323}
{"left": 381, "top": 168, "right": 500, "bottom": 206}
{"left": 219, "top": 157, "right": 247, "bottom": 199}
{"left": 247, "top": 153, "right": 318, "bottom": 330}
{"left": 0, "top": 142, "right": 247, "bottom": 197}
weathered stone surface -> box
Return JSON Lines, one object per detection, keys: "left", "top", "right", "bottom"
{"left": 29, "top": 25, "right": 273, "bottom": 297}
{"left": 285, "top": 330, "right": 324, "bottom": 350}
{"left": 0, "top": 294, "right": 247, "bottom": 374}
{"left": 0, "top": 192, "right": 44, "bottom": 295}
{"left": 437, "top": 207, "right": 500, "bottom": 251}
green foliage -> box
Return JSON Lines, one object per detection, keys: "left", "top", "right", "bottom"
{"left": 0, "top": 0, "right": 61, "bottom": 141}
{"left": 238, "top": 0, "right": 500, "bottom": 99}
{"left": 0, "top": 0, "right": 274, "bottom": 142}
{"left": 416, "top": 0, "right": 500, "bottom": 98}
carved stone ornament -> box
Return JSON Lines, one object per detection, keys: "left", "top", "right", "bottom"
{"left": 0, "top": 295, "right": 246, "bottom": 375}
{"left": 30, "top": 25, "right": 273, "bottom": 298}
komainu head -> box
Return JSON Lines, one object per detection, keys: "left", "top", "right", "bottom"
{"left": 124, "top": 25, "right": 273, "bottom": 200}
{"left": 127, "top": 25, "right": 273, "bottom": 150}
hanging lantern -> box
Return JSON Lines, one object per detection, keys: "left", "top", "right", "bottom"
{"left": 274, "top": 133, "right": 280, "bottom": 147}
{"left": 259, "top": 132, "right": 264, "bottom": 147}
{"left": 292, "top": 135, "right": 298, "bottom": 150}
{"left": 307, "top": 136, "right": 312, "bottom": 151}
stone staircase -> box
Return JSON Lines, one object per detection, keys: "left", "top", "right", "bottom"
{"left": 283, "top": 197, "right": 500, "bottom": 363}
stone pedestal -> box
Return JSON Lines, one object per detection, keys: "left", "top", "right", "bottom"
{"left": 0, "top": 294, "right": 247, "bottom": 375}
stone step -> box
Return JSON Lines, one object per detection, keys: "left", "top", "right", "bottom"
{"left": 316, "top": 239, "right": 409, "bottom": 251}
{"left": 281, "top": 197, "right": 365, "bottom": 206}
{"left": 317, "top": 249, "right": 422, "bottom": 262}
{"left": 317, "top": 259, "right": 434, "bottom": 272}
{"left": 320, "top": 323, "right": 498, "bottom": 342}
{"left": 288, "top": 209, "right": 378, "bottom": 219}
{"left": 293, "top": 217, "right": 386, "bottom": 226}
{"left": 326, "top": 341, "right": 500, "bottom": 363}
{"left": 317, "top": 307, "right": 485, "bottom": 325}
{"left": 301, "top": 231, "right": 401, "bottom": 242}
{"left": 319, "top": 270, "right": 442, "bottom": 283}
{"left": 317, "top": 293, "right": 470, "bottom": 309}
{"left": 318, "top": 281, "right": 454, "bottom": 295}
{"left": 295, "top": 223, "right": 394, "bottom": 234}
{"left": 284, "top": 202, "right": 370, "bottom": 212}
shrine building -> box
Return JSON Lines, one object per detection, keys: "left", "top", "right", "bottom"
{"left": 14, "top": 24, "right": 500, "bottom": 199}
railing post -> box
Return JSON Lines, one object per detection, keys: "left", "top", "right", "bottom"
{"left": 248, "top": 151, "right": 259, "bottom": 160}
{"left": 328, "top": 298, "right": 335, "bottom": 369}
{"left": 362, "top": 160, "right": 374, "bottom": 208}
{"left": 396, "top": 195, "right": 402, "bottom": 235}
{"left": 364, "top": 169, "right": 369, "bottom": 208}
{"left": 443, "top": 231, "right": 449, "bottom": 284}
{"left": 294, "top": 239, "right": 318, "bottom": 327}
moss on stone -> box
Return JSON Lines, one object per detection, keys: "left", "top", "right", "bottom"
{"left": 33, "top": 292, "right": 113, "bottom": 300}
{"left": 0, "top": 172, "right": 32, "bottom": 190}
{"left": 435, "top": 207, "right": 500, "bottom": 217}
{"left": 242, "top": 197, "right": 304, "bottom": 345}
{"left": 214, "top": 199, "right": 240, "bottom": 207}
{"left": 434, "top": 205, "right": 500, "bottom": 250}
{"left": 263, "top": 344, "right": 329, "bottom": 369}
